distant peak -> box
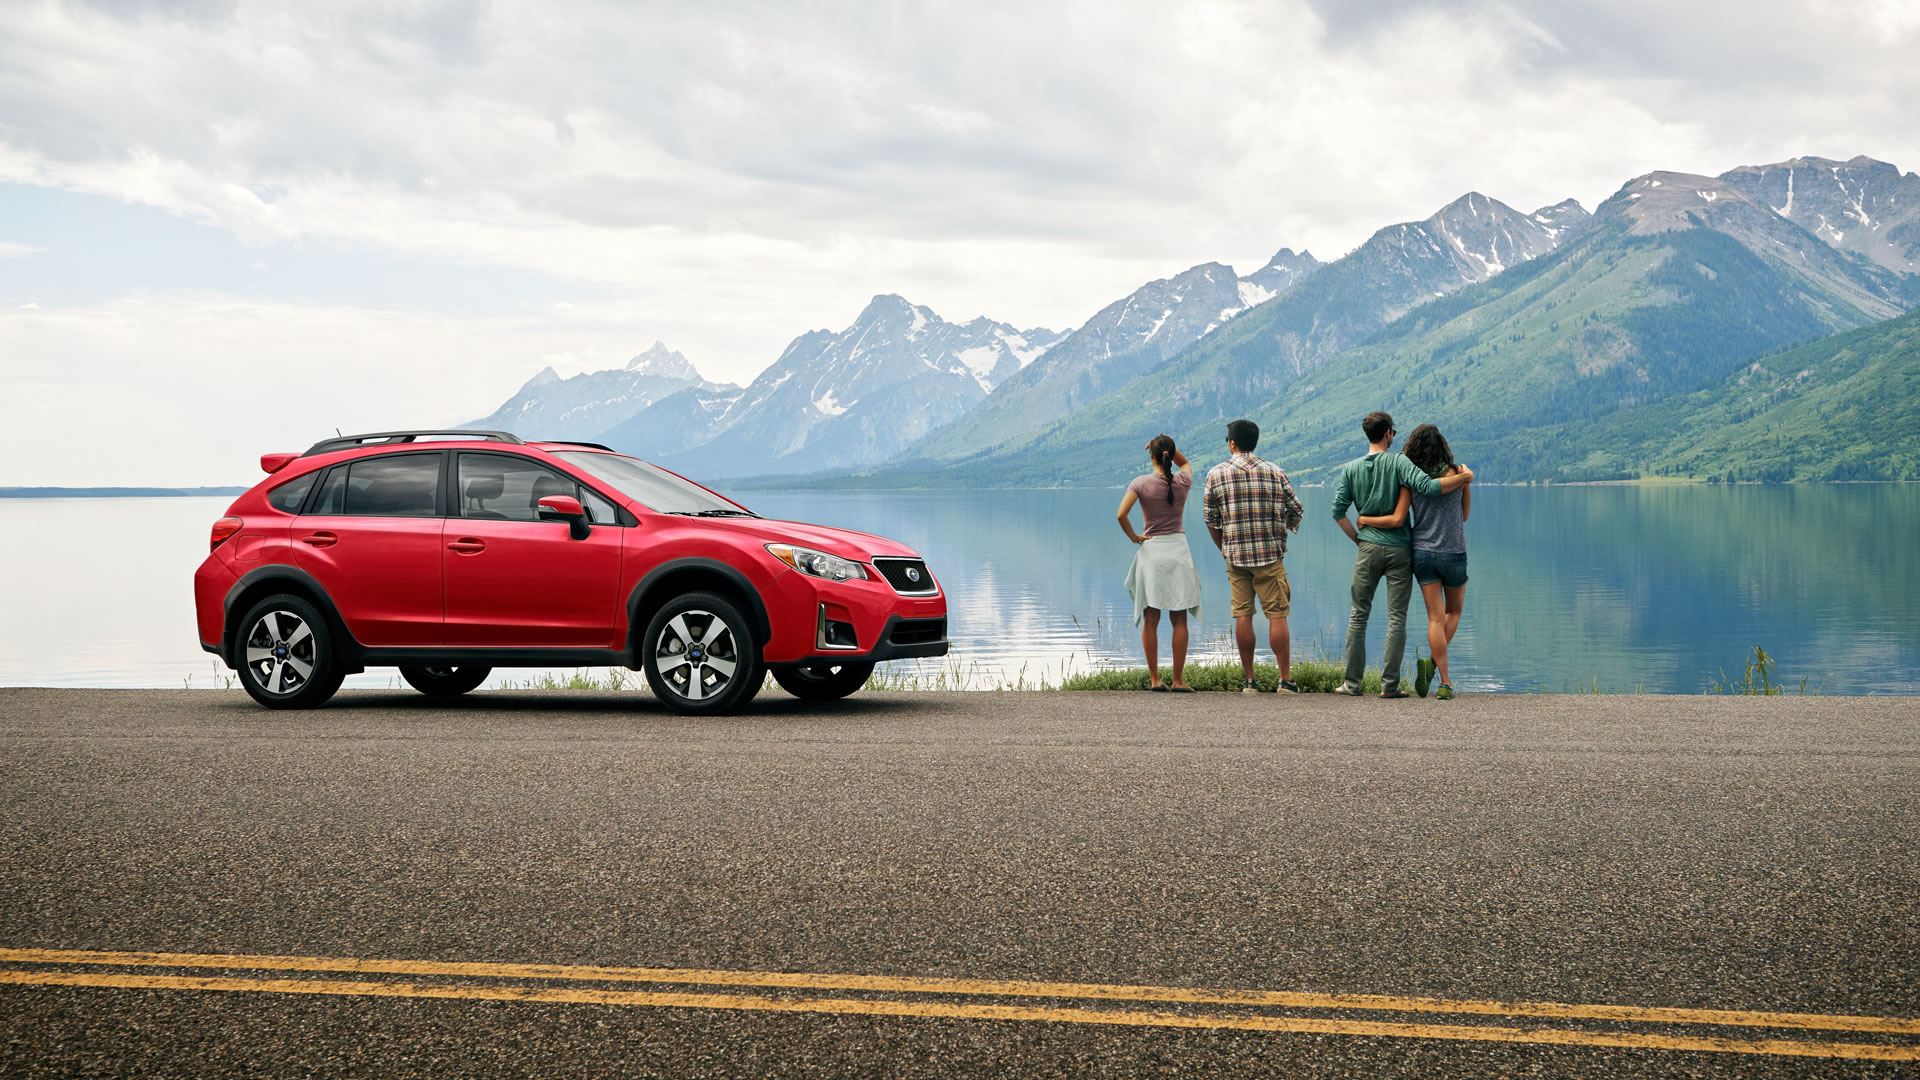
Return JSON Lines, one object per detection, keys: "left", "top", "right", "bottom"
{"left": 625, "top": 341, "right": 699, "bottom": 381}
{"left": 1259, "top": 247, "right": 1322, "bottom": 271}
{"left": 1429, "top": 191, "right": 1515, "bottom": 223}
{"left": 859, "top": 293, "right": 916, "bottom": 316}
{"left": 1174, "top": 261, "right": 1236, "bottom": 283}
{"left": 519, "top": 365, "right": 561, "bottom": 392}
{"left": 1532, "top": 197, "right": 1587, "bottom": 215}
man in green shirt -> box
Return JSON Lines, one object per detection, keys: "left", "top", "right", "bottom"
{"left": 1330, "top": 412, "right": 1474, "bottom": 697}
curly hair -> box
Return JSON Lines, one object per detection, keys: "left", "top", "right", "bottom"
{"left": 1401, "top": 423, "right": 1454, "bottom": 479}
{"left": 1147, "top": 434, "right": 1178, "bottom": 503}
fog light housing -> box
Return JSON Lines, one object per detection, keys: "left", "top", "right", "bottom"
{"left": 818, "top": 605, "right": 860, "bottom": 650}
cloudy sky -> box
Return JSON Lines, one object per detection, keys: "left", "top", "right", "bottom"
{"left": 3, "top": 0, "right": 1918, "bottom": 484}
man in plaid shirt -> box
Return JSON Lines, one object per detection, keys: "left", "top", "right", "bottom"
{"left": 1204, "top": 419, "right": 1305, "bottom": 694}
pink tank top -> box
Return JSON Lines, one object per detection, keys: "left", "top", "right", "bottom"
{"left": 1129, "top": 471, "right": 1191, "bottom": 536}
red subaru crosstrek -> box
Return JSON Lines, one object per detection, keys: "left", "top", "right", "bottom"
{"left": 194, "top": 430, "right": 948, "bottom": 714}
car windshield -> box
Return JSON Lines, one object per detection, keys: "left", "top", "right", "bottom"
{"left": 555, "top": 452, "right": 755, "bottom": 517}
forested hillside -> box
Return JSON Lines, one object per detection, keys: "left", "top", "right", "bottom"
{"left": 1506, "top": 306, "right": 1920, "bottom": 483}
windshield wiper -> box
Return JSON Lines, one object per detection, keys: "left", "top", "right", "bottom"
{"left": 669, "top": 509, "right": 758, "bottom": 517}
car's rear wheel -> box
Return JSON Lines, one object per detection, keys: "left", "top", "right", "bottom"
{"left": 641, "top": 592, "right": 763, "bottom": 715}
{"left": 237, "top": 594, "right": 344, "bottom": 710}
{"left": 399, "top": 665, "right": 492, "bottom": 697}
{"left": 772, "top": 661, "right": 874, "bottom": 701}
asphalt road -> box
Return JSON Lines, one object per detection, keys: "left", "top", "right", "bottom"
{"left": 2, "top": 687, "right": 1917, "bottom": 1078}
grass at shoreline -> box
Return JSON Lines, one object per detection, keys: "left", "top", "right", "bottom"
{"left": 1059, "top": 659, "right": 1382, "bottom": 694}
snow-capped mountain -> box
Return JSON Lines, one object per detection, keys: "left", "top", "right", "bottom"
{"left": 650, "top": 296, "right": 1062, "bottom": 477}
{"left": 464, "top": 342, "right": 729, "bottom": 440}
{"left": 1236, "top": 248, "right": 1321, "bottom": 309}
{"left": 906, "top": 252, "right": 1325, "bottom": 461}
{"left": 599, "top": 384, "right": 746, "bottom": 464}
{"left": 1371, "top": 192, "right": 1589, "bottom": 311}
{"left": 1718, "top": 155, "right": 1920, "bottom": 275}
{"left": 1597, "top": 170, "right": 1910, "bottom": 323}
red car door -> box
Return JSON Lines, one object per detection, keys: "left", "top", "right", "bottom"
{"left": 442, "top": 452, "right": 623, "bottom": 647}
{"left": 291, "top": 451, "right": 446, "bottom": 646}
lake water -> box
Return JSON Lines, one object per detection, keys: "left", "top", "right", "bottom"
{"left": 1, "top": 486, "right": 1915, "bottom": 694}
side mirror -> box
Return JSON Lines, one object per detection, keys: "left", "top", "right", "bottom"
{"left": 537, "top": 495, "right": 591, "bottom": 540}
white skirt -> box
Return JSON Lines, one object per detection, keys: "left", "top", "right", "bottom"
{"left": 1125, "top": 534, "right": 1204, "bottom": 625}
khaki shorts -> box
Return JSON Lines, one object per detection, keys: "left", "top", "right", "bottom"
{"left": 1227, "top": 559, "right": 1290, "bottom": 618}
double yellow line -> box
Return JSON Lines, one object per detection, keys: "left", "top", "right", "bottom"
{"left": 4, "top": 948, "right": 1915, "bottom": 1061}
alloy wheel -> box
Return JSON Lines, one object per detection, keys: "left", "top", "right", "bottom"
{"left": 654, "top": 610, "right": 739, "bottom": 702}
{"left": 245, "top": 610, "right": 316, "bottom": 696}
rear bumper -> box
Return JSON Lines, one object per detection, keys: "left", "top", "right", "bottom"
{"left": 193, "top": 555, "right": 239, "bottom": 663}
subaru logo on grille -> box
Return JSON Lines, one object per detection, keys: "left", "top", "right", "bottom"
{"left": 906, "top": 567, "right": 921, "bottom": 583}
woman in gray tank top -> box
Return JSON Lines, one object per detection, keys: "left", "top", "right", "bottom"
{"left": 1358, "top": 425, "right": 1470, "bottom": 699}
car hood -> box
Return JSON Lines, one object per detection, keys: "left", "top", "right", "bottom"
{"left": 684, "top": 516, "right": 921, "bottom": 560}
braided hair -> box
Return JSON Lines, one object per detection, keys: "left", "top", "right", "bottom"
{"left": 1147, "top": 434, "right": 1178, "bottom": 503}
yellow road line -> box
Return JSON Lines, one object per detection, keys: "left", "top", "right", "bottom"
{"left": 1, "top": 947, "right": 1913, "bottom": 1036}
{"left": 2, "top": 969, "right": 1914, "bottom": 1061}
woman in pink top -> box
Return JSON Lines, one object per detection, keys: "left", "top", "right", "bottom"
{"left": 1117, "top": 434, "right": 1203, "bottom": 691}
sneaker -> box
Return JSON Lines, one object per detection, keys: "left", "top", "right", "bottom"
{"left": 1415, "top": 657, "right": 1435, "bottom": 699}
{"left": 1380, "top": 688, "right": 1410, "bottom": 699}
{"left": 1242, "top": 678, "right": 1260, "bottom": 694}
{"left": 1333, "top": 685, "right": 1365, "bottom": 697}
{"left": 1436, "top": 683, "right": 1454, "bottom": 700}
{"left": 1276, "top": 679, "right": 1299, "bottom": 695}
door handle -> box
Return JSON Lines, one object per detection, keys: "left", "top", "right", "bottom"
{"left": 300, "top": 532, "right": 338, "bottom": 547}
{"left": 448, "top": 538, "right": 486, "bottom": 554}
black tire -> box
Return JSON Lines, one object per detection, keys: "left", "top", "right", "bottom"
{"left": 772, "top": 661, "right": 874, "bottom": 702}
{"left": 399, "top": 665, "right": 492, "bottom": 697}
{"left": 236, "top": 594, "right": 344, "bottom": 710}
{"left": 640, "top": 592, "right": 763, "bottom": 715}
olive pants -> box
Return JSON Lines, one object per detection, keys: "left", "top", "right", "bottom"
{"left": 1344, "top": 541, "right": 1413, "bottom": 693}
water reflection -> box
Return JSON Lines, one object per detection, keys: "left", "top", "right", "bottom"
{"left": 1, "top": 486, "right": 1915, "bottom": 694}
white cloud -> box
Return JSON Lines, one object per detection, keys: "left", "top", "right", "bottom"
{"left": 0, "top": 291, "right": 688, "bottom": 485}
{"left": 1, "top": 0, "right": 1918, "bottom": 483}
{"left": 0, "top": 242, "right": 46, "bottom": 259}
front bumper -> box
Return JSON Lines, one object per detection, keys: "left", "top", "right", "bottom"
{"left": 778, "top": 613, "right": 949, "bottom": 667}
{"left": 761, "top": 564, "right": 948, "bottom": 664}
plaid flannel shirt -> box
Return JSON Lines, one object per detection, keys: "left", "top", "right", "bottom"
{"left": 1203, "top": 452, "right": 1305, "bottom": 568}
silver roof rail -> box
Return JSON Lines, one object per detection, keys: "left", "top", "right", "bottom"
{"left": 301, "top": 430, "right": 525, "bottom": 456}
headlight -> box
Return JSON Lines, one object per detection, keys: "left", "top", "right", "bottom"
{"left": 766, "top": 544, "right": 869, "bottom": 582}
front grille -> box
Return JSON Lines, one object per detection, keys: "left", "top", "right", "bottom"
{"left": 872, "top": 557, "right": 937, "bottom": 595}
{"left": 890, "top": 618, "right": 946, "bottom": 646}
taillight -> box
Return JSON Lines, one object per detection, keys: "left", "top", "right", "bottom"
{"left": 210, "top": 516, "right": 244, "bottom": 552}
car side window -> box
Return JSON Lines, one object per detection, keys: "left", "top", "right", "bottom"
{"left": 340, "top": 453, "right": 441, "bottom": 517}
{"left": 308, "top": 466, "right": 348, "bottom": 515}
{"left": 457, "top": 453, "right": 617, "bottom": 524}
{"left": 579, "top": 487, "right": 617, "bottom": 525}
{"left": 268, "top": 471, "right": 319, "bottom": 513}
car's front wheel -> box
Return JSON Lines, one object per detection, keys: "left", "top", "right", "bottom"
{"left": 641, "top": 592, "right": 763, "bottom": 715}
{"left": 772, "top": 661, "right": 874, "bottom": 701}
{"left": 236, "top": 594, "right": 344, "bottom": 709}
{"left": 399, "top": 665, "right": 492, "bottom": 697}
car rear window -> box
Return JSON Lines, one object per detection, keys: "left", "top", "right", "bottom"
{"left": 267, "top": 471, "right": 319, "bottom": 513}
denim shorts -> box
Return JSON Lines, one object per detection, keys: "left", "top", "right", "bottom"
{"left": 1413, "top": 550, "right": 1469, "bottom": 588}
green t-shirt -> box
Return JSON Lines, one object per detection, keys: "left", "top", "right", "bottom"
{"left": 1330, "top": 451, "right": 1444, "bottom": 547}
